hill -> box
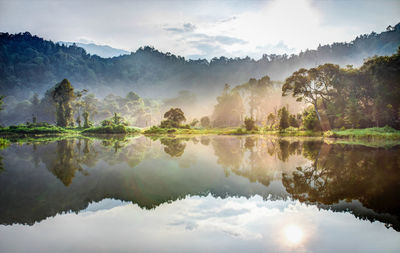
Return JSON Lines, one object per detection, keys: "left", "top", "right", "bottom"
{"left": 60, "top": 41, "right": 130, "bottom": 58}
{"left": 0, "top": 23, "right": 399, "bottom": 99}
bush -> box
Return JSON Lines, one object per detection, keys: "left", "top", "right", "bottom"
{"left": 160, "top": 119, "right": 180, "bottom": 128}
{"left": 244, "top": 117, "right": 257, "bottom": 131}
{"left": 143, "top": 126, "right": 169, "bottom": 134}
{"left": 82, "top": 124, "right": 139, "bottom": 134}
{"left": 302, "top": 107, "right": 321, "bottom": 131}
{"left": 234, "top": 128, "right": 246, "bottom": 135}
{"left": 101, "top": 119, "right": 113, "bottom": 127}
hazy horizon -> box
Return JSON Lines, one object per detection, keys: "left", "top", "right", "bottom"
{"left": 1, "top": 0, "right": 399, "bottom": 60}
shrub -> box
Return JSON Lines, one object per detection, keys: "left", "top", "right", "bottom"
{"left": 302, "top": 107, "right": 321, "bottom": 131}
{"left": 244, "top": 117, "right": 257, "bottom": 131}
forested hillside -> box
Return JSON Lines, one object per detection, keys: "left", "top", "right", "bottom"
{"left": 1, "top": 23, "right": 399, "bottom": 99}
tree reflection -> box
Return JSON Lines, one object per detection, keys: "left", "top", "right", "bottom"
{"left": 46, "top": 139, "right": 89, "bottom": 186}
{"left": 0, "top": 136, "right": 398, "bottom": 231}
{"left": 282, "top": 144, "right": 400, "bottom": 228}
{"left": 160, "top": 138, "right": 187, "bottom": 157}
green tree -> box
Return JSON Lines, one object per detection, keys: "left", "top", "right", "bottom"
{"left": 278, "top": 106, "right": 290, "bottom": 130}
{"left": 52, "top": 79, "right": 75, "bottom": 127}
{"left": 266, "top": 113, "right": 276, "bottom": 129}
{"left": 82, "top": 111, "right": 92, "bottom": 128}
{"left": 244, "top": 117, "right": 257, "bottom": 131}
{"left": 112, "top": 112, "right": 125, "bottom": 125}
{"left": 289, "top": 114, "right": 299, "bottom": 127}
{"left": 302, "top": 106, "right": 321, "bottom": 131}
{"left": 282, "top": 64, "right": 340, "bottom": 130}
{"left": 164, "top": 108, "right": 186, "bottom": 125}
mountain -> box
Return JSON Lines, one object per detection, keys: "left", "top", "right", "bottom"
{"left": 59, "top": 41, "right": 130, "bottom": 58}
{"left": 0, "top": 23, "right": 399, "bottom": 99}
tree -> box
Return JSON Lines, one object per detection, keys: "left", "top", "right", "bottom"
{"left": 289, "top": 114, "right": 299, "bottom": 127}
{"left": 0, "top": 95, "right": 4, "bottom": 112}
{"left": 164, "top": 108, "right": 186, "bottom": 124}
{"left": 112, "top": 112, "right": 124, "bottom": 125}
{"left": 278, "top": 106, "right": 290, "bottom": 130}
{"left": 212, "top": 84, "right": 245, "bottom": 127}
{"left": 244, "top": 117, "right": 257, "bottom": 131}
{"left": 74, "top": 89, "right": 88, "bottom": 128}
{"left": 282, "top": 64, "right": 340, "bottom": 130}
{"left": 82, "top": 111, "right": 92, "bottom": 128}
{"left": 267, "top": 113, "right": 276, "bottom": 129}
{"left": 302, "top": 106, "right": 321, "bottom": 131}
{"left": 126, "top": 91, "right": 140, "bottom": 101}
{"left": 190, "top": 118, "right": 199, "bottom": 127}
{"left": 200, "top": 116, "right": 211, "bottom": 128}
{"left": 344, "top": 99, "right": 362, "bottom": 128}
{"left": 52, "top": 79, "right": 75, "bottom": 127}
{"left": 234, "top": 76, "right": 272, "bottom": 121}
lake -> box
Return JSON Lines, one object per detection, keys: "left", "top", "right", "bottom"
{"left": 0, "top": 135, "right": 399, "bottom": 252}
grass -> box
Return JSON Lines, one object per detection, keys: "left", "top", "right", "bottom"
{"left": 1, "top": 123, "right": 399, "bottom": 144}
{"left": 143, "top": 126, "right": 257, "bottom": 135}
{"left": 82, "top": 125, "right": 141, "bottom": 134}
{"left": 0, "top": 138, "right": 10, "bottom": 148}
{"left": 0, "top": 125, "right": 76, "bottom": 135}
{"left": 324, "top": 126, "right": 400, "bottom": 140}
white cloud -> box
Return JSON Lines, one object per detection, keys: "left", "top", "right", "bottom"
{"left": 0, "top": 0, "right": 398, "bottom": 59}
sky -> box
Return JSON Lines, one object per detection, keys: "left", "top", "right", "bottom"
{"left": 0, "top": 0, "right": 399, "bottom": 59}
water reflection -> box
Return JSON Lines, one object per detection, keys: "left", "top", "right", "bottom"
{"left": 0, "top": 135, "right": 399, "bottom": 233}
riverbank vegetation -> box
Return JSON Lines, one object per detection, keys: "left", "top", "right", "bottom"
{"left": 0, "top": 49, "right": 399, "bottom": 141}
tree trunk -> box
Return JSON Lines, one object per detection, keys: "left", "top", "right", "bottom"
{"left": 314, "top": 103, "right": 322, "bottom": 123}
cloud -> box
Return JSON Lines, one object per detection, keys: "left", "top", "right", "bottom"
{"left": 0, "top": 0, "right": 398, "bottom": 60}
{"left": 165, "top": 23, "right": 196, "bottom": 33}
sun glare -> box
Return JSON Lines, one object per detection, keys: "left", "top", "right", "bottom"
{"left": 284, "top": 224, "right": 304, "bottom": 245}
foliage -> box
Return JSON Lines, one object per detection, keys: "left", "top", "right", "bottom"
{"left": 200, "top": 116, "right": 210, "bottom": 128}
{"left": 82, "top": 125, "right": 140, "bottom": 134}
{"left": 289, "top": 114, "right": 299, "bottom": 127}
{"left": 2, "top": 27, "right": 399, "bottom": 99}
{"left": 52, "top": 79, "right": 75, "bottom": 127}
{"left": 278, "top": 106, "right": 290, "bottom": 130}
{"left": 0, "top": 124, "right": 69, "bottom": 134}
{"left": 212, "top": 84, "right": 245, "bottom": 127}
{"left": 164, "top": 108, "right": 186, "bottom": 124}
{"left": 324, "top": 127, "right": 400, "bottom": 140}
{"left": 0, "top": 138, "right": 10, "bottom": 148}
{"left": 190, "top": 118, "right": 199, "bottom": 127}
{"left": 234, "top": 76, "right": 273, "bottom": 121}
{"left": 302, "top": 106, "right": 321, "bottom": 131}
{"left": 282, "top": 64, "right": 340, "bottom": 129}
{"left": 244, "top": 117, "right": 257, "bottom": 131}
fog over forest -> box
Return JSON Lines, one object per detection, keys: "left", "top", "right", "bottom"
{"left": 0, "top": 23, "right": 399, "bottom": 127}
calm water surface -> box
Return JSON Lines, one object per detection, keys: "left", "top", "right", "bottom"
{"left": 0, "top": 135, "right": 399, "bottom": 252}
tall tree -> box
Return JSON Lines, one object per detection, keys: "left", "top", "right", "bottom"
{"left": 52, "top": 79, "right": 75, "bottom": 127}
{"left": 213, "top": 84, "right": 245, "bottom": 127}
{"left": 282, "top": 64, "right": 340, "bottom": 130}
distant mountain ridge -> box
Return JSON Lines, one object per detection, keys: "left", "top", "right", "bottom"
{"left": 0, "top": 23, "right": 399, "bottom": 99}
{"left": 59, "top": 41, "right": 130, "bottom": 58}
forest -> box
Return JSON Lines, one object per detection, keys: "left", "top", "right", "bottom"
{"left": 0, "top": 24, "right": 399, "bottom": 138}
{"left": 0, "top": 23, "right": 399, "bottom": 100}
{"left": 0, "top": 47, "right": 399, "bottom": 138}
